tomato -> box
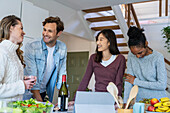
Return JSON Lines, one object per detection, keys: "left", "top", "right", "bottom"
{"left": 36, "top": 104, "right": 39, "bottom": 108}
{"left": 28, "top": 104, "right": 32, "bottom": 107}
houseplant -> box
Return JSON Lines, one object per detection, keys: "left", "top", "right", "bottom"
{"left": 162, "top": 26, "right": 170, "bottom": 52}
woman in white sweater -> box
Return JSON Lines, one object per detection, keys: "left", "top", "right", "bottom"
{"left": 0, "top": 15, "right": 36, "bottom": 101}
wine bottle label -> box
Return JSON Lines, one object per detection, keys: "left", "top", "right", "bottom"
{"left": 58, "top": 97, "right": 61, "bottom": 109}
{"left": 58, "top": 96, "right": 68, "bottom": 111}
{"left": 65, "top": 97, "right": 68, "bottom": 109}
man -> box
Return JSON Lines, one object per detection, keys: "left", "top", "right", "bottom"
{"left": 24, "top": 16, "right": 67, "bottom": 103}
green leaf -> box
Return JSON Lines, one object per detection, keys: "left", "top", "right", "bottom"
{"left": 162, "top": 26, "right": 170, "bottom": 53}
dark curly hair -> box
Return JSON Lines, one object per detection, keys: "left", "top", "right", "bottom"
{"left": 127, "top": 26, "right": 146, "bottom": 48}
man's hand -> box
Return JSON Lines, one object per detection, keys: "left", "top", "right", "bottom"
{"left": 31, "top": 90, "right": 43, "bottom": 102}
{"left": 125, "top": 74, "right": 135, "bottom": 84}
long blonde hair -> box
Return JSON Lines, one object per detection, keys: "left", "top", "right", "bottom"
{"left": 0, "top": 15, "right": 25, "bottom": 66}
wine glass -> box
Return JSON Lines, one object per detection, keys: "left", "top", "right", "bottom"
{"left": 23, "top": 75, "right": 36, "bottom": 100}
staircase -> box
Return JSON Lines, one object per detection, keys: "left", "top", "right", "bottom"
{"left": 82, "top": 6, "right": 129, "bottom": 58}
{"left": 82, "top": 5, "right": 170, "bottom": 97}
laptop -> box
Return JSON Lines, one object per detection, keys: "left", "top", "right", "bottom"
{"left": 74, "top": 91, "right": 115, "bottom": 113}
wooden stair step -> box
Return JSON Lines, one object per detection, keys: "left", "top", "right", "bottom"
{"left": 120, "top": 51, "right": 129, "bottom": 54}
{"left": 117, "top": 43, "right": 127, "bottom": 47}
{"left": 82, "top": 6, "right": 112, "bottom": 13}
{"left": 116, "top": 34, "right": 124, "bottom": 38}
{"left": 164, "top": 58, "right": 170, "bottom": 65}
{"left": 86, "top": 16, "right": 116, "bottom": 22}
{"left": 91, "top": 25, "right": 120, "bottom": 31}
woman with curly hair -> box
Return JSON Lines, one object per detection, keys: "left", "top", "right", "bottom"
{"left": 124, "top": 26, "right": 167, "bottom": 103}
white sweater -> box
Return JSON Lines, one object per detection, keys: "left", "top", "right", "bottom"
{"left": 0, "top": 40, "right": 25, "bottom": 101}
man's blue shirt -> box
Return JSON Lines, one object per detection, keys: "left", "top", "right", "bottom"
{"left": 24, "top": 39, "right": 67, "bottom": 102}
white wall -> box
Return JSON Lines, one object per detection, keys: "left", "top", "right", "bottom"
{"left": 0, "top": 0, "right": 49, "bottom": 50}
{"left": 21, "top": 0, "right": 49, "bottom": 50}
{"left": 143, "top": 23, "right": 170, "bottom": 60}
{"left": 0, "top": 0, "right": 94, "bottom": 41}
{"left": 26, "top": 0, "right": 94, "bottom": 41}
{"left": 134, "top": 0, "right": 170, "bottom": 19}
{"left": 21, "top": 0, "right": 49, "bottom": 38}
{"left": 0, "top": 0, "right": 49, "bottom": 39}
{"left": 58, "top": 33, "right": 96, "bottom": 90}
{"left": 59, "top": 33, "right": 96, "bottom": 54}
{"left": 0, "top": 0, "right": 21, "bottom": 20}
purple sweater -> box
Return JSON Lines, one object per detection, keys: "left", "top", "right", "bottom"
{"left": 77, "top": 53, "right": 126, "bottom": 96}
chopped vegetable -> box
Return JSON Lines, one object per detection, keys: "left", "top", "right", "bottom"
{"left": 11, "top": 98, "right": 53, "bottom": 113}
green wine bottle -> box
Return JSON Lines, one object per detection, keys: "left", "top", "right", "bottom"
{"left": 58, "top": 75, "right": 68, "bottom": 111}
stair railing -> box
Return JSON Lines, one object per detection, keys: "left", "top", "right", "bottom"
{"left": 125, "top": 2, "right": 170, "bottom": 66}
{"left": 126, "top": 4, "right": 141, "bottom": 29}
{"left": 125, "top": 0, "right": 169, "bottom": 18}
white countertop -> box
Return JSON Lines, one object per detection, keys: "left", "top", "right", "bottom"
{"left": 53, "top": 110, "right": 73, "bottom": 113}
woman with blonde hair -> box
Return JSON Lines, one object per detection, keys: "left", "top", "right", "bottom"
{"left": 0, "top": 15, "right": 36, "bottom": 101}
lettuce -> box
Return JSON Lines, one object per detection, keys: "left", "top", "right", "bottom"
{"left": 11, "top": 98, "right": 53, "bottom": 113}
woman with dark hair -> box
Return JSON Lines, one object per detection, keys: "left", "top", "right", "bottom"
{"left": 0, "top": 15, "right": 36, "bottom": 101}
{"left": 68, "top": 29, "right": 126, "bottom": 106}
{"left": 67, "top": 29, "right": 125, "bottom": 102}
{"left": 124, "top": 26, "right": 167, "bottom": 103}
{"left": 77, "top": 29, "right": 126, "bottom": 94}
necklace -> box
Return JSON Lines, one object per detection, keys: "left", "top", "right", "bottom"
{"left": 102, "top": 55, "right": 112, "bottom": 61}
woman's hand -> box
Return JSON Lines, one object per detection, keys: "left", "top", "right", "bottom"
{"left": 24, "top": 76, "right": 37, "bottom": 85}
{"left": 23, "top": 79, "right": 35, "bottom": 89}
{"left": 125, "top": 74, "right": 135, "bottom": 84}
{"left": 54, "top": 101, "right": 74, "bottom": 111}
{"left": 23, "top": 76, "right": 37, "bottom": 89}
{"left": 68, "top": 101, "right": 75, "bottom": 107}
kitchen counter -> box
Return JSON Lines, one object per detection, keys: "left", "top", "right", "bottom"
{"left": 53, "top": 111, "right": 73, "bottom": 113}
{"left": 53, "top": 106, "right": 74, "bottom": 113}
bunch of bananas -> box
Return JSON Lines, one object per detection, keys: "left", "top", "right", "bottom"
{"left": 153, "top": 97, "right": 170, "bottom": 112}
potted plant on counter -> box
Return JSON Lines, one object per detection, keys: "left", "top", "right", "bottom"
{"left": 162, "top": 26, "right": 170, "bottom": 52}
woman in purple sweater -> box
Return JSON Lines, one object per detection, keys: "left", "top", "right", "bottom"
{"left": 68, "top": 29, "right": 126, "bottom": 105}
{"left": 77, "top": 29, "right": 126, "bottom": 94}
